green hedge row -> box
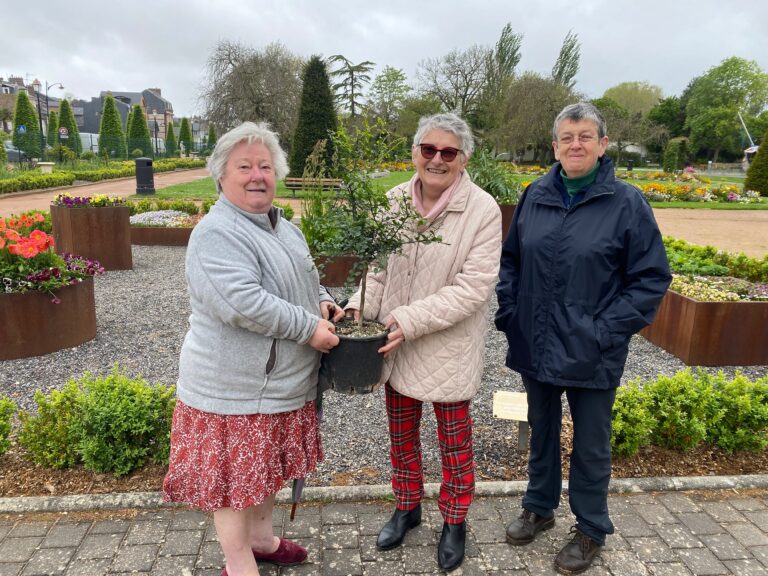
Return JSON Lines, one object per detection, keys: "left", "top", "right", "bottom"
{"left": 0, "top": 172, "right": 76, "bottom": 194}
{"left": 664, "top": 237, "right": 768, "bottom": 282}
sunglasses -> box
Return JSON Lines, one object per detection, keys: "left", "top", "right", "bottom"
{"left": 417, "top": 144, "right": 462, "bottom": 162}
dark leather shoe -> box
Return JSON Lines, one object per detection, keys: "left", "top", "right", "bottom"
{"left": 253, "top": 538, "right": 307, "bottom": 566}
{"left": 438, "top": 521, "right": 466, "bottom": 572}
{"left": 554, "top": 527, "right": 602, "bottom": 575}
{"left": 506, "top": 509, "right": 555, "bottom": 545}
{"left": 376, "top": 505, "right": 422, "bottom": 550}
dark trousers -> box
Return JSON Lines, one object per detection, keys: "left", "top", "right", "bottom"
{"left": 521, "top": 376, "right": 616, "bottom": 545}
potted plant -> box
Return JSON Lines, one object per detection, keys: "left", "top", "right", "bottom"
{"left": 0, "top": 212, "right": 104, "bottom": 360}
{"left": 128, "top": 199, "right": 205, "bottom": 247}
{"left": 51, "top": 193, "right": 132, "bottom": 270}
{"left": 313, "top": 120, "right": 440, "bottom": 394}
{"left": 466, "top": 149, "right": 521, "bottom": 241}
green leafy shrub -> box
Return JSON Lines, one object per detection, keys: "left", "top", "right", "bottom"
{"left": 0, "top": 172, "right": 76, "bottom": 195}
{"left": 19, "top": 209, "right": 52, "bottom": 233}
{"left": 17, "top": 381, "right": 84, "bottom": 469}
{"left": 744, "top": 129, "right": 768, "bottom": 196}
{"left": 467, "top": 149, "right": 521, "bottom": 205}
{"left": 130, "top": 148, "right": 145, "bottom": 158}
{"left": 611, "top": 382, "right": 655, "bottom": 456}
{"left": 664, "top": 237, "right": 768, "bottom": 283}
{"left": 201, "top": 199, "right": 215, "bottom": 214}
{"left": 0, "top": 396, "right": 16, "bottom": 456}
{"left": 273, "top": 201, "right": 295, "bottom": 221}
{"left": 645, "top": 370, "right": 721, "bottom": 451}
{"left": 72, "top": 366, "right": 176, "bottom": 476}
{"left": 80, "top": 150, "right": 95, "bottom": 160}
{"left": 709, "top": 372, "right": 768, "bottom": 452}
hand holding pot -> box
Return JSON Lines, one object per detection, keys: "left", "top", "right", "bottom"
{"left": 320, "top": 301, "right": 345, "bottom": 322}
{"left": 378, "top": 316, "right": 404, "bottom": 357}
{"left": 308, "top": 319, "right": 339, "bottom": 353}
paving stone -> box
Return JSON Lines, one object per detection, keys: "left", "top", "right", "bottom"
{"left": 400, "top": 545, "right": 440, "bottom": 573}
{"left": 654, "top": 524, "right": 703, "bottom": 549}
{"left": 196, "top": 540, "right": 224, "bottom": 569}
{"left": 470, "top": 518, "right": 507, "bottom": 544}
{"left": 646, "top": 562, "right": 693, "bottom": 575}
{"left": 321, "top": 503, "right": 359, "bottom": 525}
{"left": 150, "top": 554, "right": 196, "bottom": 575}
{"left": 159, "top": 529, "right": 204, "bottom": 556}
{"left": 479, "top": 543, "right": 526, "bottom": 571}
{"left": 0, "top": 524, "right": 12, "bottom": 540}
{"left": 467, "top": 500, "right": 504, "bottom": 521}
{"left": 323, "top": 548, "right": 362, "bottom": 575}
{"left": 358, "top": 511, "right": 390, "bottom": 536}
{"left": 361, "top": 560, "right": 404, "bottom": 576}
{"left": 88, "top": 520, "right": 129, "bottom": 535}
{"left": 705, "top": 502, "right": 747, "bottom": 523}
{"left": 359, "top": 537, "right": 402, "bottom": 562}
{"left": 169, "top": 510, "right": 209, "bottom": 531}
{"left": 110, "top": 543, "right": 158, "bottom": 572}
{"left": 8, "top": 523, "right": 50, "bottom": 538}
{"left": 41, "top": 523, "right": 90, "bottom": 548}
{"left": 321, "top": 523, "right": 359, "bottom": 549}
{"left": 724, "top": 521, "right": 768, "bottom": 547}
{"left": 283, "top": 513, "right": 321, "bottom": 539}
{"left": 677, "top": 512, "right": 726, "bottom": 536}
{"left": 722, "top": 558, "right": 768, "bottom": 575}
{"left": 613, "top": 513, "right": 657, "bottom": 537}
{"left": 21, "top": 546, "right": 75, "bottom": 575}
{"left": 0, "top": 564, "right": 22, "bottom": 576}
{"left": 626, "top": 536, "right": 678, "bottom": 562}
{"left": 0, "top": 537, "right": 44, "bottom": 563}
{"left": 62, "top": 559, "right": 111, "bottom": 576}
{"left": 635, "top": 504, "right": 679, "bottom": 525}
{"left": 657, "top": 493, "right": 701, "bottom": 513}
{"left": 700, "top": 533, "right": 751, "bottom": 560}
{"left": 675, "top": 547, "right": 728, "bottom": 575}
{"left": 73, "top": 534, "right": 122, "bottom": 560}
{"left": 123, "top": 520, "right": 168, "bottom": 546}
{"left": 603, "top": 550, "right": 650, "bottom": 575}
{"left": 752, "top": 545, "right": 768, "bottom": 567}
{"left": 727, "top": 498, "right": 766, "bottom": 512}
{"left": 744, "top": 510, "right": 768, "bottom": 532}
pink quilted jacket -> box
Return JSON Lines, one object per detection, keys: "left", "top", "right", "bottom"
{"left": 346, "top": 172, "right": 502, "bottom": 401}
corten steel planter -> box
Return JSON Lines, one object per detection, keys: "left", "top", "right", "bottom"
{"left": 498, "top": 203, "right": 517, "bottom": 242}
{"left": 51, "top": 205, "right": 133, "bottom": 270}
{"left": 640, "top": 289, "right": 768, "bottom": 366}
{"left": 314, "top": 255, "right": 363, "bottom": 287}
{"left": 0, "top": 278, "right": 97, "bottom": 361}
{"left": 130, "top": 226, "right": 193, "bottom": 246}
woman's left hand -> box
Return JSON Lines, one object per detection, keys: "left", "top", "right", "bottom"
{"left": 320, "top": 301, "right": 345, "bottom": 322}
{"left": 378, "top": 316, "right": 405, "bottom": 357}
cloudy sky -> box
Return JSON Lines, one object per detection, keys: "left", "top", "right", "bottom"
{"left": 3, "top": 0, "right": 767, "bottom": 118}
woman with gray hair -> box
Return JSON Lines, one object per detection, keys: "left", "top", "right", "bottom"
{"left": 345, "top": 112, "right": 501, "bottom": 571}
{"left": 163, "top": 121, "right": 343, "bottom": 576}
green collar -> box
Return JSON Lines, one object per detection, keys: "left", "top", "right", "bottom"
{"left": 560, "top": 162, "right": 600, "bottom": 197}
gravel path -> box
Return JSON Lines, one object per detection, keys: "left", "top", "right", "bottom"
{"left": 1, "top": 245, "right": 766, "bottom": 486}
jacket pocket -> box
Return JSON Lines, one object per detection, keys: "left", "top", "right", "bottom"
{"left": 265, "top": 339, "right": 277, "bottom": 375}
{"left": 549, "top": 303, "right": 602, "bottom": 381}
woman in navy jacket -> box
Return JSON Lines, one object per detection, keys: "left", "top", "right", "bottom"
{"left": 496, "top": 102, "right": 671, "bottom": 575}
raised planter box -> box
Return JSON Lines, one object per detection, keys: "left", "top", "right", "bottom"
{"left": 640, "top": 289, "right": 768, "bottom": 366}
{"left": 0, "top": 278, "right": 97, "bottom": 360}
{"left": 51, "top": 205, "right": 133, "bottom": 270}
{"left": 314, "top": 255, "right": 363, "bottom": 287}
{"left": 131, "top": 226, "right": 193, "bottom": 246}
{"left": 499, "top": 203, "right": 517, "bottom": 242}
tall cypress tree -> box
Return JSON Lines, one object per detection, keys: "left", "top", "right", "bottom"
{"left": 57, "top": 99, "right": 81, "bottom": 155}
{"left": 12, "top": 92, "right": 41, "bottom": 158}
{"left": 125, "top": 107, "right": 134, "bottom": 144}
{"left": 207, "top": 124, "right": 217, "bottom": 151}
{"left": 178, "top": 118, "right": 193, "bottom": 155}
{"left": 165, "top": 122, "right": 177, "bottom": 157}
{"left": 126, "top": 104, "right": 153, "bottom": 157}
{"left": 98, "top": 94, "right": 127, "bottom": 158}
{"left": 744, "top": 130, "right": 768, "bottom": 197}
{"left": 46, "top": 110, "right": 59, "bottom": 147}
{"left": 290, "top": 55, "right": 337, "bottom": 176}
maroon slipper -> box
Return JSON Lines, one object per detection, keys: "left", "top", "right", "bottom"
{"left": 253, "top": 538, "right": 308, "bottom": 566}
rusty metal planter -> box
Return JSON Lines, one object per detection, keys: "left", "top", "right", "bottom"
{"left": 51, "top": 205, "right": 133, "bottom": 270}
{"left": 0, "top": 278, "right": 97, "bottom": 361}
{"left": 498, "top": 203, "right": 517, "bottom": 242}
{"left": 640, "top": 289, "right": 768, "bottom": 366}
{"left": 131, "top": 226, "right": 193, "bottom": 246}
{"left": 313, "top": 255, "right": 363, "bottom": 288}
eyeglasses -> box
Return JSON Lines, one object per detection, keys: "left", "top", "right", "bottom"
{"left": 556, "top": 134, "right": 598, "bottom": 146}
{"left": 417, "top": 144, "right": 462, "bottom": 162}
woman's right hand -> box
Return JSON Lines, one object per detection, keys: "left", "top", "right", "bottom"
{"left": 345, "top": 307, "right": 360, "bottom": 321}
{"left": 308, "top": 319, "right": 339, "bottom": 353}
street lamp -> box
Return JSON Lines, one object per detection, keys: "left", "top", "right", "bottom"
{"left": 45, "top": 81, "right": 64, "bottom": 140}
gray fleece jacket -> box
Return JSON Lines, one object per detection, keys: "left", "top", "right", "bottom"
{"left": 177, "top": 195, "right": 334, "bottom": 415}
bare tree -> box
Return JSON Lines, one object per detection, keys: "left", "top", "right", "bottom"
{"left": 551, "top": 30, "right": 581, "bottom": 90}
{"left": 416, "top": 44, "right": 490, "bottom": 118}
{"left": 199, "top": 41, "right": 304, "bottom": 148}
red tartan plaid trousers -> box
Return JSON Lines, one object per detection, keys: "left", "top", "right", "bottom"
{"left": 385, "top": 382, "right": 475, "bottom": 523}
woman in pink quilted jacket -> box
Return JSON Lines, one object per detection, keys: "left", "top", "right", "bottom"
{"left": 345, "top": 112, "right": 501, "bottom": 571}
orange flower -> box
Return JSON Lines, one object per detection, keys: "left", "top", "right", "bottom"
{"left": 4, "top": 229, "right": 20, "bottom": 242}
{"left": 8, "top": 239, "right": 40, "bottom": 258}
{"left": 29, "top": 229, "right": 51, "bottom": 250}
{"left": 0, "top": 236, "right": 5, "bottom": 249}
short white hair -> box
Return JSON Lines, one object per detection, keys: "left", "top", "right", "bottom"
{"left": 207, "top": 122, "right": 289, "bottom": 192}
{"left": 412, "top": 112, "right": 475, "bottom": 156}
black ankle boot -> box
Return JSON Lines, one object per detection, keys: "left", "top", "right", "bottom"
{"left": 438, "top": 521, "right": 466, "bottom": 571}
{"left": 376, "top": 505, "right": 422, "bottom": 550}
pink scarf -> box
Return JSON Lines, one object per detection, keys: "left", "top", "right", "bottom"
{"left": 411, "top": 173, "right": 462, "bottom": 219}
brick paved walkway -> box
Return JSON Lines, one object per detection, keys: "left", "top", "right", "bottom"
{"left": 2, "top": 490, "right": 767, "bottom": 575}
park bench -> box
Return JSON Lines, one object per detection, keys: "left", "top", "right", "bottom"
{"left": 283, "top": 177, "right": 343, "bottom": 197}
{"left": 493, "top": 391, "right": 529, "bottom": 451}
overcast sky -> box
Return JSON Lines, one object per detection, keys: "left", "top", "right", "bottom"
{"left": 3, "top": 0, "right": 767, "bottom": 118}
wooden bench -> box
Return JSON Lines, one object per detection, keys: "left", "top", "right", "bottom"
{"left": 283, "top": 177, "right": 343, "bottom": 197}
{"left": 493, "top": 391, "right": 529, "bottom": 451}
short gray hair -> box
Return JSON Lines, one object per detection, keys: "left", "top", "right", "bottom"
{"left": 412, "top": 112, "right": 475, "bottom": 157}
{"left": 207, "top": 121, "right": 289, "bottom": 192}
{"left": 552, "top": 102, "right": 607, "bottom": 141}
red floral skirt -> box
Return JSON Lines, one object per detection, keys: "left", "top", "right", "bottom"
{"left": 162, "top": 399, "right": 323, "bottom": 512}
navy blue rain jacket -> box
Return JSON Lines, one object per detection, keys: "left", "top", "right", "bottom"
{"left": 495, "top": 156, "right": 671, "bottom": 389}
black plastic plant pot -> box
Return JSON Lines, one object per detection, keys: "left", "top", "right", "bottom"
{"left": 320, "top": 329, "right": 389, "bottom": 395}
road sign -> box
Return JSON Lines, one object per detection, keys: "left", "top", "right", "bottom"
{"left": 16, "top": 125, "right": 26, "bottom": 134}
{"left": 58, "top": 127, "right": 69, "bottom": 140}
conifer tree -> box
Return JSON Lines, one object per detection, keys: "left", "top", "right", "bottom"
{"left": 12, "top": 91, "right": 41, "bottom": 158}
{"left": 178, "top": 118, "right": 193, "bottom": 155}
{"left": 57, "top": 99, "right": 82, "bottom": 154}
{"left": 744, "top": 130, "right": 768, "bottom": 196}
{"left": 46, "top": 110, "right": 59, "bottom": 147}
{"left": 165, "top": 122, "right": 177, "bottom": 157}
{"left": 207, "top": 124, "right": 217, "bottom": 151}
{"left": 290, "top": 55, "right": 337, "bottom": 176}
{"left": 126, "top": 104, "right": 153, "bottom": 157}
{"left": 98, "top": 94, "right": 127, "bottom": 158}
{"left": 125, "top": 107, "right": 134, "bottom": 143}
